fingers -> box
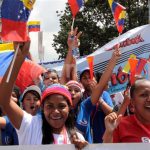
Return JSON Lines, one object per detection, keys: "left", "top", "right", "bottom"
{"left": 69, "top": 27, "right": 82, "bottom": 39}
{"left": 71, "top": 134, "right": 88, "bottom": 150}
{"left": 73, "top": 27, "right": 78, "bottom": 36}
{"left": 89, "top": 80, "right": 97, "bottom": 90}
{"left": 116, "top": 114, "right": 122, "bottom": 126}
{"left": 105, "top": 112, "right": 118, "bottom": 122}
{"left": 76, "top": 31, "right": 82, "bottom": 39}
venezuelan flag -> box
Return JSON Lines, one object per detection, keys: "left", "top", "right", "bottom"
{"left": 108, "top": 0, "right": 126, "bottom": 33}
{"left": 28, "top": 21, "right": 40, "bottom": 32}
{"left": 0, "top": 42, "right": 45, "bottom": 92}
{"left": 68, "top": 0, "right": 84, "bottom": 17}
{"left": 1, "top": 0, "right": 36, "bottom": 41}
{"left": 0, "top": 43, "right": 14, "bottom": 79}
{"left": 22, "top": 0, "right": 36, "bottom": 10}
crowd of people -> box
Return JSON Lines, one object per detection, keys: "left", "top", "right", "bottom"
{"left": 0, "top": 28, "right": 149, "bottom": 149}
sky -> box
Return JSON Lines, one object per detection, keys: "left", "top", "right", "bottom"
{"left": 29, "top": 0, "right": 67, "bottom": 63}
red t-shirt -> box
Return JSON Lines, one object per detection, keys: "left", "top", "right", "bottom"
{"left": 113, "top": 115, "right": 150, "bottom": 143}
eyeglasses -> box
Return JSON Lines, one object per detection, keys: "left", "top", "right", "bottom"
{"left": 42, "top": 69, "right": 58, "bottom": 79}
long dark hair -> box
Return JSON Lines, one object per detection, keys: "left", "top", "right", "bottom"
{"left": 41, "top": 100, "right": 76, "bottom": 144}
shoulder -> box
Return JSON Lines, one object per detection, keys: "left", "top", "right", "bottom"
{"left": 17, "top": 111, "right": 42, "bottom": 132}
{"left": 118, "top": 115, "right": 135, "bottom": 127}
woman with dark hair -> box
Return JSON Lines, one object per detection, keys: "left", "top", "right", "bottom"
{"left": 0, "top": 41, "right": 88, "bottom": 149}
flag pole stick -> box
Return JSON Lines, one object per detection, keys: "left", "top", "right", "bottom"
{"left": 71, "top": 17, "right": 75, "bottom": 31}
{"left": 6, "top": 43, "right": 20, "bottom": 83}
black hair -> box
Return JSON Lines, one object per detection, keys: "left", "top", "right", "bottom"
{"left": 130, "top": 77, "right": 147, "bottom": 99}
{"left": 13, "top": 85, "right": 20, "bottom": 100}
{"left": 41, "top": 97, "right": 76, "bottom": 144}
{"left": 95, "top": 72, "right": 103, "bottom": 83}
{"left": 22, "top": 90, "right": 41, "bottom": 102}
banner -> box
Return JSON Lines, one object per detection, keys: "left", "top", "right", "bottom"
{"left": 0, "top": 143, "right": 150, "bottom": 150}
{"left": 43, "top": 24, "right": 150, "bottom": 94}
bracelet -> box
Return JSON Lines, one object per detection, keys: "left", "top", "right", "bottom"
{"left": 99, "top": 100, "right": 104, "bottom": 107}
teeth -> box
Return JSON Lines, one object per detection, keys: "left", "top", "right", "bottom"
{"left": 145, "top": 106, "right": 150, "bottom": 109}
{"left": 51, "top": 117, "right": 61, "bottom": 120}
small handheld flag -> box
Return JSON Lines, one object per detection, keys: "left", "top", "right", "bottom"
{"left": 86, "top": 56, "right": 94, "bottom": 80}
{"left": 108, "top": 0, "right": 126, "bottom": 34}
{"left": 68, "top": 0, "right": 84, "bottom": 18}
{"left": 28, "top": 21, "right": 40, "bottom": 32}
{"left": 128, "top": 58, "right": 138, "bottom": 85}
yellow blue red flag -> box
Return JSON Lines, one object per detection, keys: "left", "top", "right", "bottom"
{"left": 0, "top": 43, "right": 45, "bottom": 92}
{"left": 68, "top": 0, "right": 84, "bottom": 18}
{"left": 22, "top": 0, "right": 36, "bottom": 10}
{"left": 28, "top": 21, "right": 40, "bottom": 32}
{"left": 1, "top": 0, "right": 36, "bottom": 41}
{"left": 108, "top": 0, "right": 126, "bottom": 34}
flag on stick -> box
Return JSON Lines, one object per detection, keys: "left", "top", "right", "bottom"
{"left": 128, "top": 58, "right": 138, "bottom": 85}
{"left": 68, "top": 0, "right": 84, "bottom": 18}
{"left": 1, "top": 0, "right": 36, "bottom": 41}
{"left": 86, "top": 56, "right": 94, "bottom": 80}
{"left": 136, "top": 58, "right": 147, "bottom": 75}
{"left": 108, "top": 0, "right": 126, "bottom": 34}
{"left": 28, "top": 21, "right": 40, "bottom": 32}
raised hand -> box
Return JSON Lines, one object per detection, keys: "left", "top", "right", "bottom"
{"left": 67, "top": 27, "right": 82, "bottom": 51}
{"left": 71, "top": 134, "right": 88, "bottom": 150}
{"left": 104, "top": 112, "right": 122, "bottom": 133}
{"left": 112, "top": 44, "right": 121, "bottom": 60}
{"left": 13, "top": 40, "right": 31, "bottom": 59}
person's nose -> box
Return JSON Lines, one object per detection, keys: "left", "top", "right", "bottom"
{"left": 53, "top": 107, "right": 60, "bottom": 114}
{"left": 30, "top": 98, "right": 35, "bottom": 104}
{"left": 147, "top": 94, "right": 150, "bottom": 101}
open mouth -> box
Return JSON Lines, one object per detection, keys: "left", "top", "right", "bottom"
{"left": 30, "top": 106, "right": 35, "bottom": 110}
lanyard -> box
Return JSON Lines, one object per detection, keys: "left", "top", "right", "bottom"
{"left": 53, "top": 127, "right": 68, "bottom": 144}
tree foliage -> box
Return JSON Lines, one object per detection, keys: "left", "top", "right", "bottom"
{"left": 52, "top": 0, "right": 148, "bottom": 59}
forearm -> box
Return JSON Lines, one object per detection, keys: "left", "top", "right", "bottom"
{"left": 117, "top": 99, "right": 130, "bottom": 116}
{"left": 99, "top": 99, "right": 113, "bottom": 115}
{"left": 91, "top": 57, "right": 118, "bottom": 105}
{"left": 99, "top": 56, "right": 118, "bottom": 89}
{"left": 0, "top": 56, "right": 25, "bottom": 107}
{"left": 103, "top": 130, "right": 113, "bottom": 143}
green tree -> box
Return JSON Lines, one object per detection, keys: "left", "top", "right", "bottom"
{"left": 52, "top": 0, "right": 148, "bottom": 59}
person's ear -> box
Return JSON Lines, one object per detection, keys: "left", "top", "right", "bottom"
{"left": 129, "top": 99, "right": 135, "bottom": 112}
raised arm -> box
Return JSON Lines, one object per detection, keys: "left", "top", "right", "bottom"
{"left": 91, "top": 46, "right": 121, "bottom": 105}
{"left": 0, "top": 41, "right": 30, "bottom": 129}
{"left": 98, "top": 98, "right": 113, "bottom": 115}
{"left": 60, "top": 28, "right": 82, "bottom": 84}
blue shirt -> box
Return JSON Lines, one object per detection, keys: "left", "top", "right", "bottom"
{"left": 92, "top": 91, "right": 113, "bottom": 143}
{"left": 76, "top": 97, "right": 95, "bottom": 143}
{"left": 1, "top": 116, "right": 18, "bottom": 145}
{"left": 76, "top": 91, "right": 113, "bottom": 143}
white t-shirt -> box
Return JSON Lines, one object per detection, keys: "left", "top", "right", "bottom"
{"left": 16, "top": 111, "right": 85, "bottom": 145}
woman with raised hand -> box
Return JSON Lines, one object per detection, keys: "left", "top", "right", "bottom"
{"left": 0, "top": 41, "right": 88, "bottom": 149}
